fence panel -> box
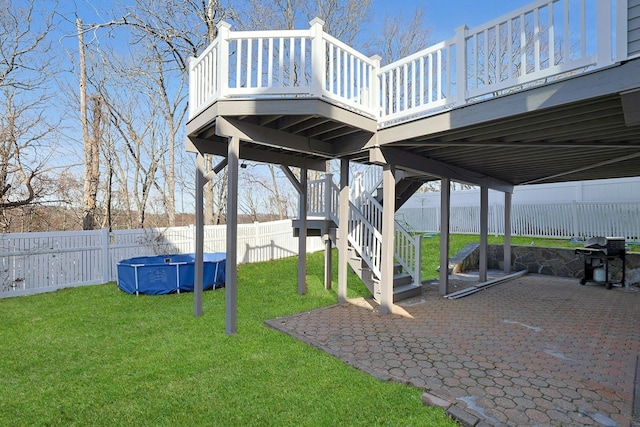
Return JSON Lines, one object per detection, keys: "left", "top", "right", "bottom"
{"left": 1, "top": 220, "right": 323, "bottom": 298}
{"left": 0, "top": 230, "right": 105, "bottom": 295}
{"left": 397, "top": 201, "right": 640, "bottom": 239}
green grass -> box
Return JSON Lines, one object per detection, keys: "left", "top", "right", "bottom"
{"left": 0, "top": 252, "right": 456, "bottom": 427}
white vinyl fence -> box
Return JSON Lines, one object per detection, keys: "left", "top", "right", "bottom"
{"left": 0, "top": 220, "right": 323, "bottom": 298}
{"left": 397, "top": 201, "right": 640, "bottom": 240}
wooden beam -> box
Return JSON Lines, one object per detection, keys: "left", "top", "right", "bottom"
{"left": 277, "top": 115, "right": 314, "bottom": 131}
{"left": 370, "top": 146, "right": 513, "bottom": 192}
{"left": 280, "top": 165, "right": 303, "bottom": 195}
{"left": 305, "top": 121, "right": 346, "bottom": 138}
{"left": 621, "top": 88, "right": 640, "bottom": 126}
{"left": 522, "top": 151, "right": 640, "bottom": 184}
{"left": 433, "top": 97, "right": 621, "bottom": 143}
{"left": 210, "top": 98, "right": 378, "bottom": 133}
{"left": 289, "top": 117, "right": 331, "bottom": 134}
{"left": 331, "top": 133, "right": 377, "bottom": 157}
{"left": 189, "top": 137, "right": 326, "bottom": 171}
{"left": 216, "top": 117, "right": 336, "bottom": 158}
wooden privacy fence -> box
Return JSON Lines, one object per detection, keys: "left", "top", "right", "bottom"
{"left": 397, "top": 201, "right": 640, "bottom": 240}
{"left": 0, "top": 220, "right": 323, "bottom": 298}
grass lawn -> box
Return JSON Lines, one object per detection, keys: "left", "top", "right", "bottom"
{"left": 0, "top": 251, "right": 457, "bottom": 427}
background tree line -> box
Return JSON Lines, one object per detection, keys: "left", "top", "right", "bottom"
{"left": 0, "top": 0, "right": 433, "bottom": 233}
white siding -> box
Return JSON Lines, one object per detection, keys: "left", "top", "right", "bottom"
{"left": 630, "top": 0, "right": 640, "bottom": 57}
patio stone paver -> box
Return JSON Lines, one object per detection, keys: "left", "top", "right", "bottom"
{"left": 265, "top": 275, "right": 640, "bottom": 426}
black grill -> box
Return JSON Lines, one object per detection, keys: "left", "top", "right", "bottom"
{"left": 575, "top": 237, "right": 626, "bottom": 289}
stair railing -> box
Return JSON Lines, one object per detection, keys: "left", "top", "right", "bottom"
{"left": 394, "top": 221, "right": 422, "bottom": 285}
{"left": 306, "top": 171, "right": 422, "bottom": 287}
{"left": 347, "top": 201, "right": 382, "bottom": 279}
{"left": 307, "top": 174, "right": 339, "bottom": 222}
{"left": 350, "top": 172, "right": 422, "bottom": 286}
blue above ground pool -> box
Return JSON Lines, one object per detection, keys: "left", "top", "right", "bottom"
{"left": 117, "top": 253, "right": 225, "bottom": 295}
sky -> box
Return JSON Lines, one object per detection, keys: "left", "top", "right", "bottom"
{"left": 371, "top": 0, "right": 531, "bottom": 41}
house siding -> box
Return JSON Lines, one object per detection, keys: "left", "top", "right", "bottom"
{"left": 630, "top": 0, "right": 640, "bottom": 57}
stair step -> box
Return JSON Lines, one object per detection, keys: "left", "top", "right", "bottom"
{"left": 393, "top": 283, "right": 422, "bottom": 302}
{"left": 393, "top": 272, "right": 413, "bottom": 287}
{"left": 393, "top": 263, "right": 403, "bottom": 275}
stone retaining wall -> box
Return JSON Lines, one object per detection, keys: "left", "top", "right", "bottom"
{"left": 456, "top": 244, "right": 640, "bottom": 286}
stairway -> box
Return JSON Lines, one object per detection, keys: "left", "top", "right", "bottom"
{"left": 346, "top": 247, "right": 422, "bottom": 302}
{"left": 298, "top": 168, "right": 424, "bottom": 303}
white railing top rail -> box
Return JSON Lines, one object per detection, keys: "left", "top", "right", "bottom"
{"left": 189, "top": 0, "right": 628, "bottom": 126}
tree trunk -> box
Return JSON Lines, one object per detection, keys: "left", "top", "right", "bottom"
{"left": 78, "top": 18, "right": 99, "bottom": 230}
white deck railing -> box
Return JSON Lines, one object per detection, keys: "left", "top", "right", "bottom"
{"left": 189, "top": 19, "right": 379, "bottom": 119}
{"left": 189, "top": 0, "right": 628, "bottom": 126}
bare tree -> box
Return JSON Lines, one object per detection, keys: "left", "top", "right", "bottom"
{"left": 370, "top": 9, "right": 431, "bottom": 65}
{"left": 118, "top": 0, "right": 235, "bottom": 225}
{"left": 302, "top": 0, "right": 372, "bottom": 45}
{"left": 0, "top": 1, "right": 61, "bottom": 230}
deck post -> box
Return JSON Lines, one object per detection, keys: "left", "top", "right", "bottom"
{"left": 338, "top": 159, "right": 349, "bottom": 303}
{"left": 380, "top": 164, "right": 396, "bottom": 314}
{"left": 369, "top": 55, "right": 382, "bottom": 113}
{"left": 217, "top": 21, "right": 231, "bottom": 99}
{"left": 226, "top": 135, "right": 239, "bottom": 335}
{"left": 615, "top": 0, "right": 628, "bottom": 62}
{"left": 504, "top": 191, "right": 512, "bottom": 274}
{"left": 194, "top": 150, "right": 206, "bottom": 317}
{"left": 479, "top": 186, "right": 489, "bottom": 282}
{"left": 455, "top": 25, "right": 469, "bottom": 106}
{"left": 596, "top": 0, "right": 613, "bottom": 65}
{"left": 324, "top": 173, "right": 333, "bottom": 290}
{"left": 309, "top": 18, "right": 326, "bottom": 96}
{"left": 298, "top": 168, "right": 308, "bottom": 295}
{"left": 439, "top": 178, "right": 451, "bottom": 295}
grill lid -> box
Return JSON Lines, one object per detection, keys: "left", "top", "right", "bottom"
{"left": 584, "top": 236, "right": 607, "bottom": 249}
{"left": 580, "top": 236, "right": 626, "bottom": 256}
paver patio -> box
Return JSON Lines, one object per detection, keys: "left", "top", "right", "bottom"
{"left": 266, "top": 275, "right": 640, "bottom": 426}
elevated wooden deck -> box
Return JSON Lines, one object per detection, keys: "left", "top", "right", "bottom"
{"left": 187, "top": 0, "right": 640, "bottom": 189}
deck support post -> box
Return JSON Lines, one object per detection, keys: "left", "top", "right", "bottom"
{"left": 480, "top": 186, "right": 489, "bottom": 282}
{"left": 439, "top": 178, "right": 451, "bottom": 295}
{"left": 380, "top": 164, "right": 396, "bottom": 314}
{"left": 323, "top": 173, "right": 334, "bottom": 290}
{"left": 281, "top": 165, "right": 309, "bottom": 295}
{"left": 298, "top": 168, "right": 308, "bottom": 295}
{"left": 338, "top": 159, "right": 349, "bottom": 303}
{"left": 194, "top": 150, "right": 206, "bottom": 317}
{"left": 226, "top": 135, "right": 239, "bottom": 335}
{"left": 504, "top": 192, "right": 512, "bottom": 274}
